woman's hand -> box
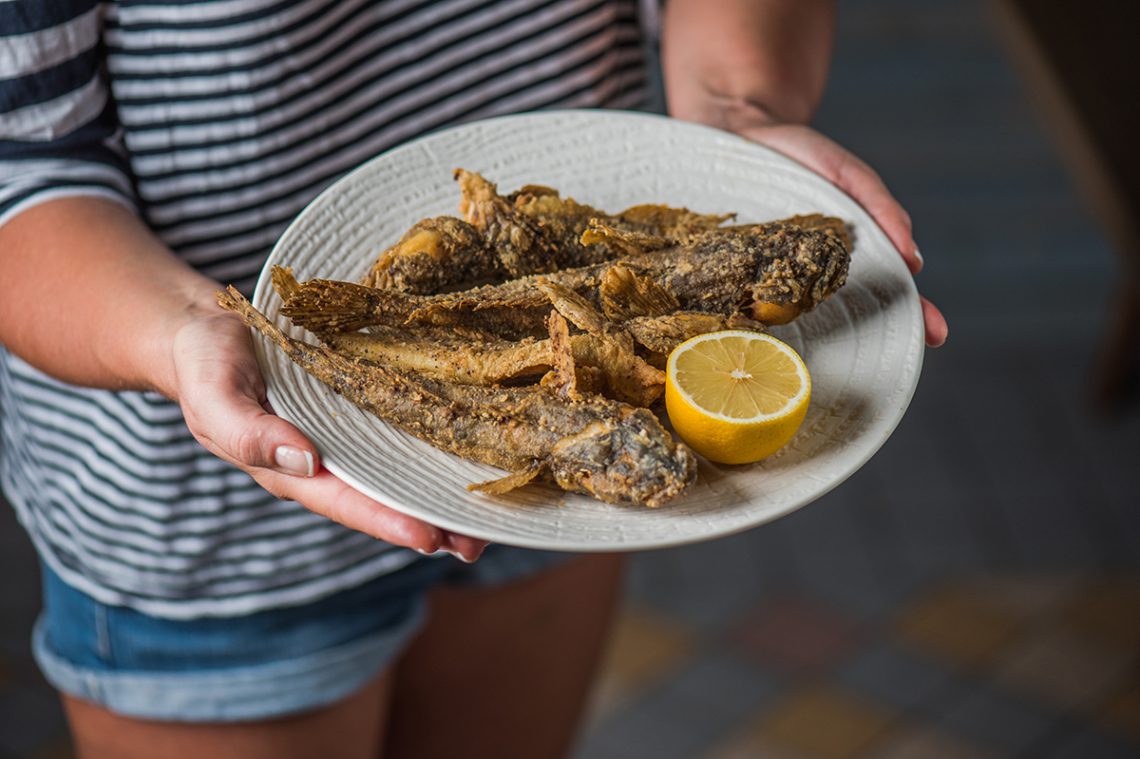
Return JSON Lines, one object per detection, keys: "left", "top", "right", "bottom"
{"left": 732, "top": 122, "right": 948, "bottom": 347}
{"left": 0, "top": 196, "right": 486, "bottom": 561}
{"left": 168, "top": 301, "right": 489, "bottom": 563}
{"left": 660, "top": 0, "right": 946, "bottom": 346}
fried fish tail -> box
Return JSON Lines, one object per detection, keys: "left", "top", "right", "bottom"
{"left": 275, "top": 267, "right": 423, "bottom": 332}
{"left": 544, "top": 310, "right": 584, "bottom": 401}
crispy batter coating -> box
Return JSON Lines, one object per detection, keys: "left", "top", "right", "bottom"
{"left": 218, "top": 287, "right": 697, "bottom": 507}
{"left": 456, "top": 169, "right": 734, "bottom": 280}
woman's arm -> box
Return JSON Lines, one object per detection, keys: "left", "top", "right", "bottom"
{"left": 661, "top": 0, "right": 948, "bottom": 346}
{"left": 663, "top": 0, "right": 834, "bottom": 130}
{"left": 0, "top": 197, "right": 214, "bottom": 393}
{"left": 0, "top": 197, "right": 486, "bottom": 560}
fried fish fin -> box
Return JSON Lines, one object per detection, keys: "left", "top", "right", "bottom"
{"left": 508, "top": 184, "right": 559, "bottom": 200}
{"left": 624, "top": 312, "right": 738, "bottom": 354}
{"left": 570, "top": 337, "right": 665, "bottom": 407}
{"left": 468, "top": 463, "right": 545, "bottom": 495}
{"left": 534, "top": 278, "right": 611, "bottom": 339}
{"left": 616, "top": 204, "right": 735, "bottom": 237}
{"left": 271, "top": 265, "right": 303, "bottom": 302}
{"left": 579, "top": 220, "right": 672, "bottom": 256}
{"left": 507, "top": 185, "right": 687, "bottom": 269}
{"left": 536, "top": 279, "right": 664, "bottom": 407}
{"left": 598, "top": 263, "right": 680, "bottom": 320}
{"left": 543, "top": 309, "right": 582, "bottom": 401}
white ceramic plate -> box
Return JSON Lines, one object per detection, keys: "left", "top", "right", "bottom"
{"left": 252, "top": 110, "right": 924, "bottom": 551}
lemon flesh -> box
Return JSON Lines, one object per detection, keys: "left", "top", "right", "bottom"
{"left": 665, "top": 331, "right": 811, "bottom": 464}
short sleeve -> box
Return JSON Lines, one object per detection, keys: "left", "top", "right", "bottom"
{"left": 0, "top": 0, "right": 137, "bottom": 229}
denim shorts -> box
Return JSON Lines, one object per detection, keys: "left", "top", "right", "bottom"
{"left": 34, "top": 546, "right": 567, "bottom": 723}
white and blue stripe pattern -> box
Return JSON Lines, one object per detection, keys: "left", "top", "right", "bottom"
{"left": 0, "top": 0, "right": 647, "bottom": 618}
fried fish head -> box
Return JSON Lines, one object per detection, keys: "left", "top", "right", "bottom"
{"left": 548, "top": 408, "right": 697, "bottom": 508}
{"left": 363, "top": 216, "right": 497, "bottom": 293}
{"left": 749, "top": 226, "right": 851, "bottom": 323}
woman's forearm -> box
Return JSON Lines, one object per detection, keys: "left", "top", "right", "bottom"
{"left": 662, "top": 0, "right": 836, "bottom": 128}
{"left": 0, "top": 197, "right": 220, "bottom": 397}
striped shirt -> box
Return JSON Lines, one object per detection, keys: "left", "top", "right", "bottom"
{"left": 0, "top": 0, "right": 648, "bottom": 618}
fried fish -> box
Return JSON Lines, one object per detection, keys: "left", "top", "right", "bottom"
{"left": 283, "top": 221, "right": 850, "bottom": 336}
{"left": 217, "top": 287, "right": 698, "bottom": 507}
{"left": 362, "top": 170, "right": 851, "bottom": 299}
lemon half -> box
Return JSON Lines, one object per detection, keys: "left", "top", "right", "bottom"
{"left": 665, "top": 331, "right": 811, "bottom": 464}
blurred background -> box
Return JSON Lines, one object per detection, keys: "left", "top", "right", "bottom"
{"left": 2, "top": 0, "right": 1138, "bottom": 757}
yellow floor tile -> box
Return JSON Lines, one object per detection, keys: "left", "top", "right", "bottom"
{"left": 1100, "top": 681, "right": 1140, "bottom": 741}
{"left": 993, "top": 627, "right": 1136, "bottom": 711}
{"left": 701, "top": 732, "right": 811, "bottom": 759}
{"left": 895, "top": 585, "right": 1023, "bottom": 667}
{"left": 584, "top": 606, "right": 695, "bottom": 723}
{"left": 869, "top": 723, "right": 1003, "bottom": 759}
{"left": 600, "top": 606, "right": 695, "bottom": 684}
{"left": 751, "top": 686, "right": 896, "bottom": 759}
{"left": 966, "top": 572, "right": 1082, "bottom": 619}
{"left": 1058, "top": 579, "right": 1140, "bottom": 651}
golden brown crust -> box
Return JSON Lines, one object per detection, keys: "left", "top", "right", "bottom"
{"left": 217, "top": 286, "right": 698, "bottom": 507}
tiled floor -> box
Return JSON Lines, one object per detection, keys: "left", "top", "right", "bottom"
{"left": 2, "top": 0, "right": 1139, "bottom": 757}
{"left": 580, "top": 574, "right": 1140, "bottom": 759}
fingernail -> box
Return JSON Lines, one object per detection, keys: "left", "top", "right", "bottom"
{"left": 912, "top": 246, "right": 924, "bottom": 270}
{"left": 443, "top": 535, "right": 487, "bottom": 564}
{"left": 274, "top": 446, "right": 314, "bottom": 477}
{"left": 415, "top": 547, "right": 440, "bottom": 557}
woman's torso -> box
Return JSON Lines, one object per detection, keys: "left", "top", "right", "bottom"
{"left": 1, "top": 0, "right": 647, "bottom": 618}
